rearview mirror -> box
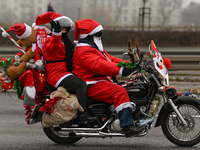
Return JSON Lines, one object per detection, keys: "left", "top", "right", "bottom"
{"left": 122, "top": 52, "right": 130, "bottom": 60}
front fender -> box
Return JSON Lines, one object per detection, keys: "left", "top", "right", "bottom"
{"left": 154, "top": 95, "right": 200, "bottom": 127}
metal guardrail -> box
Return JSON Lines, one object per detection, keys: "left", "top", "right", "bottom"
{"left": 107, "top": 50, "right": 200, "bottom": 71}
{"left": 0, "top": 50, "right": 200, "bottom": 71}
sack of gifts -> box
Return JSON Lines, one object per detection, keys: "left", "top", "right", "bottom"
{"left": 41, "top": 86, "right": 84, "bottom": 127}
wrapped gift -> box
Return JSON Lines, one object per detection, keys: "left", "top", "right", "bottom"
{"left": 0, "top": 57, "right": 12, "bottom": 67}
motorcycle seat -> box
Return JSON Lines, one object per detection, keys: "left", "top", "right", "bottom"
{"left": 86, "top": 97, "right": 109, "bottom": 105}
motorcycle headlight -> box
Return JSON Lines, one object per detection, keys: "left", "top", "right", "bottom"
{"left": 165, "top": 88, "right": 177, "bottom": 99}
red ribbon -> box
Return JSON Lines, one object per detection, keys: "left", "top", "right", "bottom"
{"left": 2, "top": 56, "right": 9, "bottom": 66}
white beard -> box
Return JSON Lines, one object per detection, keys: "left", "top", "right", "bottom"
{"left": 93, "top": 36, "right": 103, "bottom": 52}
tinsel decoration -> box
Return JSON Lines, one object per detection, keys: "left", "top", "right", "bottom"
{"left": 117, "top": 61, "right": 137, "bottom": 72}
{"left": 3, "top": 67, "right": 9, "bottom": 77}
{"left": 13, "top": 79, "right": 22, "bottom": 99}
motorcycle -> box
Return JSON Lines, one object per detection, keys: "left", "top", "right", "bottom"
{"left": 29, "top": 39, "right": 200, "bottom": 146}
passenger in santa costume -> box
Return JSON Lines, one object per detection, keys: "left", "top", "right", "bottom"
{"left": 35, "top": 12, "right": 98, "bottom": 124}
{"left": 73, "top": 19, "right": 145, "bottom": 137}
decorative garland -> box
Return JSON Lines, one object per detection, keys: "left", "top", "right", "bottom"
{"left": 13, "top": 79, "right": 22, "bottom": 100}
{"left": 117, "top": 60, "right": 137, "bottom": 72}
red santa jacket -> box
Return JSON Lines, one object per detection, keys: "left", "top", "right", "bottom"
{"left": 43, "top": 31, "right": 72, "bottom": 87}
{"left": 73, "top": 43, "right": 123, "bottom": 85}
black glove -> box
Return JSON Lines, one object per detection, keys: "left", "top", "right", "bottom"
{"left": 50, "top": 20, "right": 61, "bottom": 33}
{"left": 133, "top": 63, "right": 140, "bottom": 71}
{"left": 122, "top": 68, "right": 132, "bottom": 77}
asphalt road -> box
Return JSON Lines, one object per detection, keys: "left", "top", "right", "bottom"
{"left": 0, "top": 92, "right": 200, "bottom": 150}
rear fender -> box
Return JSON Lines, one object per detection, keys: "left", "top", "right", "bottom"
{"left": 155, "top": 95, "right": 200, "bottom": 127}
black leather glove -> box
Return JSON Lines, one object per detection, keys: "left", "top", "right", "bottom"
{"left": 133, "top": 63, "right": 140, "bottom": 71}
{"left": 50, "top": 20, "right": 61, "bottom": 33}
{"left": 122, "top": 68, "right": 132, "bottom": 77}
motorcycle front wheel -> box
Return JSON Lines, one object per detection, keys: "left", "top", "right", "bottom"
{"left": 162, "top": 103, "right": 200, "bottom": 146}
{"left": 43, "top": 125, "right": 82, "bottom": 144}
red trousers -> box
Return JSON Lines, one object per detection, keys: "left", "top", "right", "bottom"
{"left": 88, "top": 81, "right": 132, "bottom": 113}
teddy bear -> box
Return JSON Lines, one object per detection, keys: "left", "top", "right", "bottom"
{"left": 2, "top": 23, "right": 37, "bottom": 79}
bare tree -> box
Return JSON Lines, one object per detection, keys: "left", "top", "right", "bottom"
{"left": 158, "top": 0, "right": 183, "bottom": 26}
{"left": 81, "top": 6, "right": 116, "bottom": 26}
{"left": 3, "top": 9, "right": 17, "bottom": 24}
{"left": 115, "top": 0, "right": 125, "bottom": 24}
{"left": 181, "top": 2, "right": 200, "bottom": 26}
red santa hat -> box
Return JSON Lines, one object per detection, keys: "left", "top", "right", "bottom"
{"left": 74, "top": 19, "right": 103, "bottom": 43}
{"left": 2, "top": 23, "right": 32, "bottom": 39}
{"left": 35, "top": 12, "right": 74, "bottom": 29}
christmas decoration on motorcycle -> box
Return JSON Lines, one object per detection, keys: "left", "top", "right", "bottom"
{"left": 0, "top": 57, "right": 12, "bottom": 67}
{"left": 24, "top": 105, "right": 34, "bottom": 124}
{"left": 39, "top": 97, "right": 61, "bottom": 114}
{"left": 163, "top": 58, "right": 171, "bottom": 69}
{"left": 149, "top": 97, "right": 161, "bottom": 117}
{"left": 1, "top": 23, "right": 37, "bottom": 79}
{"left": 149, "top": 40, "right": 170, "bottom": 86}
{"left": 117, "top": 60, "right": 137, "bottom": 72}
{"left": 12, "top": 79, "right": 22, "bottom": 99}
{"left": 0, "top": 56, "right": 15, "bottom": 92}
{"left": 41, "top": 87, "right": 84, "bottom": 127}
{"left": 0, "top": 56, "right": 14, "bottom": 77}
{"left": 0, "top": 77, "right": 15, "bottom": 92}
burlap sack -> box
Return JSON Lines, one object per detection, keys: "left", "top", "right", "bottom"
{"left": 42, "top": 86, "right": 84, "bottom": 127}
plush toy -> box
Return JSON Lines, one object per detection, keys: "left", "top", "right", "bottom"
{"left": 2, "top": 23, "right": 36, "bottom": 79}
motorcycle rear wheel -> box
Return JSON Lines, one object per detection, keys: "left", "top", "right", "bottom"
{"left": 43, "top": 125, "right": 82, "bottom": 144}
{"left": 162, "top": 103, "right": 200, "bottom": 146}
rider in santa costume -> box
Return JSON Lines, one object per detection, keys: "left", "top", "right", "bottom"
{"left": 35, "top": 12, "right": 98, "bottom": 124}
{"left": 73, "top": 19, "right": 145, "bottom": 137}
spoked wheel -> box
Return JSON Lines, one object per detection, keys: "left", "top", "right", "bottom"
{"left": 162, "top": 104, "right": 200, "bottom": 146}
{"left": 43, "top": 125, "right": 82, "bottom": 144}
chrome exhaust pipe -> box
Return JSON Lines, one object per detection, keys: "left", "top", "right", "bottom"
{"left": 69, "top": 131, "right": 147, "bottom": 138}
{"left": 58, "top": 117, "right": 114, "bottom": 132}
{"left": 69, "top": 132, "right": 125, "bottom": 138}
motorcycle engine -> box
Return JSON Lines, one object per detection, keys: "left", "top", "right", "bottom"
{"left": 111, "top": 119, "right": 123, "bottom": 131}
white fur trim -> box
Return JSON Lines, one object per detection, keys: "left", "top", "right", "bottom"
{"left": 25, "top": 86, "right": 36, "bottom": 99}
{"left": 79, "top": 25, "right": 103, "bottom": 39}
{"left": 54, "top": 74, "right": 73, "bottom": 88}
{"left": 32, "top": 43, "right": 36, "bottom": 52}
{"left": 119, "top": 67, "right": 124, "bottom": 76}
{"left": 115, "top": 102, "right": 133, "bottom": 113}
{"left": 73, "top": 40, "right": 78, "bottom": 44}
{"left": 52, "top": 30, "right": 62, "bottom": 36}
{"left": 17, "top": 23, "right": 32, "bottom": 39}
{"left": 2, "top": 31, "right": 8, "bottom": 38}
{"left": 32, "top": 22, "right": 36, "bottom": 28}
{"left": 76, "top": 43, "right": 90, "bottom": 47}
{"left": 86, "top": 80, "right": 106, "bottom": 85}
{"left": 34, "top": 26, "right": 51, "bottom": 34}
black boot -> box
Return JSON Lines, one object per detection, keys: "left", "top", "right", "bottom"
{"left": 79, "top": 111, "right": 98, "bottom": 124}
{"left": 123, "top": 124, "right": 145, "bottom": 137}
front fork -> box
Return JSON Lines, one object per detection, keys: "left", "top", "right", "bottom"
{"left": 167, "top": 98, "right": 187, "bottom": 126}
{"left": 151, "top": 74, "right": 187, "bottom": 126}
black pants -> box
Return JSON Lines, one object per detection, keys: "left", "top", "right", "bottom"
{"left": 58, "top": 75, "right": 87, "bottom": 109}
